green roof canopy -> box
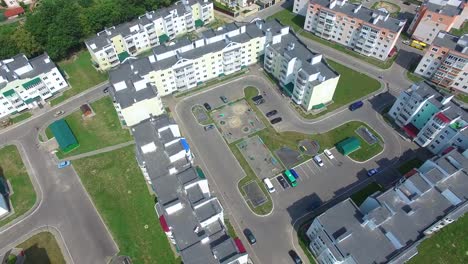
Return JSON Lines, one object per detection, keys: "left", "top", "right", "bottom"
{"left": 158, "top": 34, "right": 169, "bottom": 44}
{"left": 49, "top": 119, "right": 79, "bottom": 153}
{"left": 195, "top": 19, "right": 204, "bottom": 28}
{"left": 335, "top": 137, "right": 360, "bottom": 156}
{"left": 2, "top": 89, "right": 16, "bottom": 97}
{"left": 312, "top": 103, "right": 325, "bottom": 110}
{"left": 22, "top": 77, "right": 42, "bottom": 89}
{"left": 118, "top": 51, "right": 130, "bottom": 62}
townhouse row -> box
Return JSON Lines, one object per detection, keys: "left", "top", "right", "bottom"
{"left": 85, "top": 0, "right": 214, "bottom": 71}
{"left": 0, "top": 53, "right": 68, "bottom": 119}
{"left": 389, "top": 81, "right": 467, "bottom": 154}
{"left": 294, "top": 0, "right": 406, "bottom": 61}
{"left": 307, "top": 147, "right": 468, "bottom": 264}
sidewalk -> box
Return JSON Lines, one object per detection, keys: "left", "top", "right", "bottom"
{"left": 59, "top": 141, "right": 135, "bottom": 161}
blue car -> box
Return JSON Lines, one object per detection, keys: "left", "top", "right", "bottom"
{"left": 58, "top": 160, "right": 71, "bottom": 169}
{"left": 290, "top": 168, "right": 300, "bottom": 179}
{"left": 367, "top": 168, "right": 379, "bottom": 177}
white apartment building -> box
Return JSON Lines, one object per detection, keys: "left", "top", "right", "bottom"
{"left": 0, "top": 53, "right": 68, "bottom": 119}
{"left": 415, "top": 32, "right": 468, "bottom": 94}
{"left": 264, "top": 34, "right": 340, "bottom": 111}
{"left": 389, "top": 82, "right": 467, "bottom": 154}
{"left": 301, "top": 0, "right": 406, "bottom": 61}
{"left": 85, "top": 0, "right": 214, "bottom": 71}
{"left": 3, "top": 0, "right": 31, "bottom": 8}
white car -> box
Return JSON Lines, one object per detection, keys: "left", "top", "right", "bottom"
{"left": 324, "top": 149, "right": 334, "bottom": 160}
{"left": 263, "top": 178, "right": 276, "bottom": 193}
{"left": 313, "top": 155, "right": 324, "bottom": 167}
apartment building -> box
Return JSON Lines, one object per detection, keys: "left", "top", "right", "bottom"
{"left": 264, "top": 33, "right": 340, "bottom": 111}
{"left": 3, "top": 0, "right": 31, "bottom": 8}
{"left": 306, "top": 147, "right": 468, "bottom": 264}
{"left": 0, "top": 53, "right": 68, "bottom": 119}
{"left": 415, "top": 32, "right": 468, "bottom": 93}
{"left": 109, "top": 60, "right": 165, "bottom": 127}
{"left": 85, "top": 0, "right": 214, "bottom": 71}
{"left": 408, "top": 0, "right": 467, "bottom": 44}
{"left": 301, "top": 0, "right": 406, "bottom": 61}
{"left": 132, "top": 115, "right": 249, "bottom": 264}
{"left": 389, "top": 82, "right": 467, "bottom": 154}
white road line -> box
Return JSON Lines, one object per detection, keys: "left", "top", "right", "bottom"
{"left": 296, "top": 165, "right": 310, "bottom": 179}
{"left": 304, "top": 161, "right": 316, "bottom": 174}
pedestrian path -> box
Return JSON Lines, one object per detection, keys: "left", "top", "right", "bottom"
{"left": 62, "top": 141, "right": 134, "bottom": 161}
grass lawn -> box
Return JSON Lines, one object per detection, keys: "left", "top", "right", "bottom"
{"left": 371, "top": 1, "right": 401, "bottom": 17}
{"left": 73, "top": 145, "right": 178, "bottom": 264}
{"left": 298, "top": 222, "right": 318, "bottom": 264}
{"left": 50, "top": 97, "right": 132, "bottom": 159}
{"left": 291, "top": 59, "right": 381, "bottom": 119}
{"left": 406, "top": 70, "right": 424, "bottom": 83}
{"left": 267, "top": 9, "right": 397, "bottom": 69}
{"left": 456, "top": 93, "right": 468, "bottom": 104}
{"left": 408, "top": 213, "right": 468, "bottom": 264}
{"left": 9, "top": 112, "right": 32, "bottom": 124}
{"left": 224, "top": 217, "right": 238, "bottom": 239}
{"left": 18, "top": 232, "right": 65, "bottom": 264}
{"left": 50, "top": 51, "right": 107, "bottom": 106}
{"left": 398, "top": 158, "right": 424, "bottom": 175}
{"left": 0, "top": 145, "right": 36, "bottom": 227}
{"left": 449, "top": 22, "right": 468, "bottom": 37}
{"left": 350, "top": 182, "right": 383, "bottom": 206}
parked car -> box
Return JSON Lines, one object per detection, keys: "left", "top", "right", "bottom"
{"left": 243, "top": 228, "right": 256, "bottom": 245}
{"left": 58, "top": 160, "right": 71, "bottom": 169}
{"left": 290, "top": 168, "right": 300, "bottom": 179}
{"left": 403, "top": 1, "right": 411, "bottom": 5}
{"left": 313, "top": 155, "right": 324, "bottom": 167}
{"left": 266, "top": 110, "right": 278, "bottom": 118}
{"left": 220, "top": 95, "right": 228, "bottom": 103}
{"left": 349, "top": 101, "right": 364, "bottom": 111}
{"left": 263, "top": 178, "right": 276, "bottom": 193}
{"left": 103, "top": 87, "right": 109, "bottom": 93}
{"left": 270, "top": 117, "right": 282, "bottom": 124}
{"left": 277, "top": 175, "right": 289, "bottom": 189}
{"left": 203, "top": 103, "right": 212, "bottom": 111}
{"left": 324, "top": 149, "right": 334, "bottom": 160}
{"left": 367, "top": 168, "right": 380, "bottom": 177}
{"left": 289, "top": 250, "right": 303, "bottom": 264}
{"left": 252, "top": 95, "right": 264, "bottom": 105}
{"left": 204, "top": 124, "right": 215, "bottom": 131}
{"left": 54, "top": 110, "right": 65, "bottom": 117}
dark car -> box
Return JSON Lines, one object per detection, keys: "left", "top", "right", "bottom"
{"left": 277, "top": 175, "right": 289, "bottom": 189}
{"left": 270, "top": 117, "right": 282, "bottom": 124}
{"left": 367, "top": 168, "right": 380, "bottom": 177}
{"left": 403, "top": 1, "right": 410, "bottom": 5}
{"left": 289, "top": 250, "right": 303, "bottom": 264}
{"left": 266, "top": 110, "right": 278, "bottom": 118}
{"left": 349, "top": 101, "right": 364, "bottom": 111}
{"left": 243, "top": 228, "right": 256, "bottom": 245}
{"left": 252, "top": 95, "right": 265, "bottom": 105}
{"left": 203, "top": 103, "right": 212, "bottom": 111}
{"left": 220, "top": 96, "right": 228, "bottom": 103}
{"left": 204, "top": 124, "right": 215, "bottom": 131}
{"left": 103, "top": 87, "right": 109, "bottom": 93}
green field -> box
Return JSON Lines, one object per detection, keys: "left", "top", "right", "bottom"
{"left": 51, "top": 51, "right": 107, "bottom": 106}
{"left": 18, "top": 232, "right": 65, "bottom": 264}
{"left": 0, "top": 145, "right": 36, "bottom": 227}
{"left": 9, "top": 112, "right": 32, "bottom": 124}
{"left": 73, "top": 145, "right": 178, "bottom": 264}
{"left": 50, "top": 97, "right": 132, "bottom": 158}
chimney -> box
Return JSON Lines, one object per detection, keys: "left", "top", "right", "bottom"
{"left": 288, "top": 42, "right": 295, "bottom": 51}
{"left": 329, "top": 0, "right": 337, "bottom": 9}
{"left": 354, "top": 4, "right": 362, "bottom": 13}
{"left": 441, "top": 95, "right": 454, "bottom": 105}
{"left": 384, "top": 13, "right": 390, "bottom": 21}
{"left": 438, "top": 31, "right": 446, "bottom": 39}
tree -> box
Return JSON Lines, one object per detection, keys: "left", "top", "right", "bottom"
{"left": 11, "top": 26, "right": 42, "bottom": 57}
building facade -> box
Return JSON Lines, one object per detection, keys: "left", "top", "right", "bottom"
{"left": 301, "top": 0, "right": 406, "bottom": 61}
{"left": 85, "top": 0, "right": 214, "bottom": 71}
{"left": 3, "top": 0, "right": 31, "bottom": 8}
{"left": 389, "top": 82, "right": 467, "bottom": 154}
{"left": 415, "top": 32, "right": 468, "bottom": 94}
{"left": 264, "top": 34, "right": 340, "bottom": 111}
{"left": 408, "top": 0, "right": 467, "bottom": 44}
{"left": 0, "top": 53, "right": 68, "bottom": 119}
{"left": 306, "top": 147, "right": 468, "bottom": 264}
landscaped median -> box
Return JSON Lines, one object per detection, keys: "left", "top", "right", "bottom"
{"left": 16, "top": 232, "right": 66, "bottom": 264}
{"left": 73, "top": 145, "right": 180, "bottom": 264}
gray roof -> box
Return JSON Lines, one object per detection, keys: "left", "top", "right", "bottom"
{"left": 432, "top": 32, "right": 468, "bottom": 55}
{"left": 0, "top": 53, "right": 56, "bottom": 86}
{"left": 425, "top": 0, "right": 464, "bottom": 17}
{"left": 311, "top": 0, "right": 405, "bottom": 32}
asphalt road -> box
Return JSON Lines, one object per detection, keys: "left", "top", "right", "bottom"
{"left": 172, "top": 71, "right": 417, "bottom": 264}
{"left": 0, "top": 83, "right": 118, "bottom": 264}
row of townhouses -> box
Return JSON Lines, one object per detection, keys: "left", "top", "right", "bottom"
{"left": 408, "top": 0, "right": 467, "bottom": 45}
{"left": 107, "top": 19, "right": 340, "bottom": 124}
{"left": 307, "top": 147, "right": 468, "bottom": 264}
{"left": 415, "top": 32, "right": 467, "bottom": 94}
{"left": 85, "top": 0, "right": 214, "bottom": 71}
{"left": 389, "top": 81, "right": 467, "bottom": 154}
{"left": 0, "top": 53, "right": 68, "bottom": 119}
{"left": 294, "top": 0, "right": 406, "bottom": 61}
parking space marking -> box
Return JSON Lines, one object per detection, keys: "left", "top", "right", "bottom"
{"left": 323, "top": 157, "right": 334, "bottom": 167}
{"left": 296, "top": 165, "right": 310, "bottom": 180}
{"left": 303, "top": 161, "right": 316, "bottom": 174}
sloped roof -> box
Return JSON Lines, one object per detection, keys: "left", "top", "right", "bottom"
{"left": 49, "top": 119, "right": 78, "bottom": 152}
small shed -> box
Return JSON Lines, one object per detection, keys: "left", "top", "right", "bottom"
{"left": 80, "top": 104, "right": 92, "bottom": 117}
{"left": 49, "top": 119, "right": 79, "bottom": 152}
{"left": 4, "top": 7, "right": 25, "bottom": 19}
{"left": 336, "top": 137, "right": 360, "bottom": 156}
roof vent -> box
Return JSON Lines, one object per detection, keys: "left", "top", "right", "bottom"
{"left": 288, "top": 42, "right": 295, "bottom": 51}
{"left": 354, "top": 4, "right": 362, "bottom": 13}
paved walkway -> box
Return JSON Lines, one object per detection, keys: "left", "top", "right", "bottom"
{"left": 62, "top": 141, "right": 135, "bottom": 161}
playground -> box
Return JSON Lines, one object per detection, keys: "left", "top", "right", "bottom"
{"left": 237, "top": 135, "right": 283, "bottom": 180}
{"left": 212, "top": 100, "right": 265, "bottom": 143}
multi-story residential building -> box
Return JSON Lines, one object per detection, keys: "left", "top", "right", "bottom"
{"left": 85, "top": 0, "right": 214, "bottom": 71}
{"left": 3, "top": 0, "right": 31, "bottom": 8}
{"left": 0, "top": 53, "right": 68, "bottom": 119}
{"left": 408, "top": 0, "right": 467, "bottom": 44}
{"left": 306, "top": 147, "right": 468, "bottom": 264}
{"left": 415, "top": 32, "right": 468, "bottom": 94}
{"left": 109, "top": 60, "right": 165, "bottom": 127}
{"left": 301, "top": 0, "right": 406, "bottom": 61}
{"left": 132, "top": 115, "right": 249, "bottom": 264}
{"left": 264, "top": 34, "right": 340, "bottom": 111}
{"left": 389, "top": 81, "right": 467, "bottom": 154}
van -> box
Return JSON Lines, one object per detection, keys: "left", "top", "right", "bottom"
{"left": 263, "top": 178, "right": 275, "bottom": 193}
{"left": 349, "top": 101, "right": 363, "bottom": 111}
{"left": 313, "top": 155, "right": 324, "bottom": 167}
